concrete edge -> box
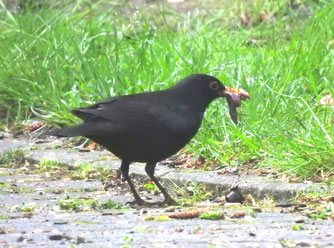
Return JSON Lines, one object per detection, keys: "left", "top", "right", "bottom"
{"left": 17, "top": 147, "right": 331, "bottom": 202}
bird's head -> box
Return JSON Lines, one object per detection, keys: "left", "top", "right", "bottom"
{"left": 170, "top": 74, "right": 250, "bottom": 124}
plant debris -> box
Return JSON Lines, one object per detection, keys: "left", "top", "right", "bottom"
{"left": 168, "top": 210, "right": 202, "bottom": 219}
{"left": 231, "top": 211, "right": 246, "bottom": 218}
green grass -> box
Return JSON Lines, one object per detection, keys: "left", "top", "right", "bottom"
{"left": 0, "top": 149, "right": 25, "bottom": 168}
{"left": 16, "top": 203, "right": 36, "bottom": 212}
{"left": 38, "top": 159, "right": 62, "bottom": 168}
{"left": 36, "top": 160, "right": 112, "bottom": 180}
{"left": 175, "top": 182, "right": 214, "bottom": 206}
{"left": 0, "top": 0, "right": 333, "bottom": 179}
{"left": 199, "top": 212, "right": 225, "bottom": 220}
{"left": 291, "top": 224, "right": 304, "bottom": 231}
{"left": 57, "top": 195, "right": 124, "bottom": 211}
{"left": 58, "top": 197, "right": 98, "bottom": 211}
{"left": 0, "top": 182, "right": 35, "bottom": 193}
{"left": 0, "top": 152, "right": 113, "bottom": 180}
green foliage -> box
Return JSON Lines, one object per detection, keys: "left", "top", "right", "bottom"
{"left": 176, "top": 182, "right": 213, "bottom": 205}
{"left": 57, "top": 197, "right": 93, "bottom": 211}
{"left": 0, "top": 150, "right": 25, "bottom": 168}
{"left": 97, "top": 200, "right": 123, "bottom": 209}
{"left": 309, "top": 202, "right": 334, "bottom": 220}
{"left": 143, "top": 183, "right": 159, "bottom": 192}
{"left": 39, "top": 159, "right": 62, "bottom": 168}
{"left": 0, "top": 182, "right": 35, "bottom": 193}
{"left": 16, "top": 203, "right": 36, "bottom": 212}
{"left": 74, "top": 219, "right": 99, "bottom": 225}
{"left": 291, "top": 224, "right": 304, "bottom": 231}
{"left": 0, "top": 0, "right": 334, "bottom": 178}
{"left": 199, "top": 212, "right": 225, "bottom": 220}
{"left": 310, "top": 212, "right": 327, "bottom": 220}
{"left": 57, "top": 195, "right": 125, "bottom": 211}
{"left": 26, "top": 159, "right": 112, "bottom": 180}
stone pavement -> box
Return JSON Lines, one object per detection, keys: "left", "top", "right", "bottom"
{"left": 0, "top": 138, "right": 334, "bottom": 248}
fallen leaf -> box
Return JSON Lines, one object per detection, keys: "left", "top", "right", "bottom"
{"left": 259, "top": 12, "right": 273, "bottom": 23}
{"left": 240, "top": 13, "right": 251, "bottom": 26}
{"left": 319, "top": 93, "right": 334, "bottom": 106}
{"left": 24, "top": 120, "right": 44, "bottom": 133}
{"left": 0, "top": 228, "right": 14, "bottom": 234}
{"left": 231, "top": 211, "right": 246, "bottom": 218}
{"left": 168, "top": 210, "right": 202, "bottom": 219}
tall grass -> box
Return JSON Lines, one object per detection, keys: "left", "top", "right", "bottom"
{"left": 0, "top": 0, "right": 333, "bottom": 178}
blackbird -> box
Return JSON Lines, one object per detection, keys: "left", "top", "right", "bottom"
{"left": 50, "top": 74, "right": 249, "bottom": 206}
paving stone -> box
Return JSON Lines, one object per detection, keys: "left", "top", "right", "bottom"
{"left": 1, "top": 139, "right": 334, "bottom": 247}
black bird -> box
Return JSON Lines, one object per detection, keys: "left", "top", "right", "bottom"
{"left": 50, "top": 74, "right": 249, "bottom": 206}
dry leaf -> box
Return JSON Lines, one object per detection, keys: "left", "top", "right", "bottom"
{"left": 240, "top": 14, "right": 251, "bottom": 26}
{"left": 168, "top": 210, "right": 202, "bottom": 219}
{"left": 319, "top": 93, "right": 334, "bottom": 106}
{"left": 259, "top": 12, "right": 273, "bottom": 23}
{"left": 231, "top": 211, "right": 246, "bottom": 218}
{"left": 24, "top": 120, "right": 44, "bottom": 132}
{"left": 0, "top": 228, "right": 14, "bottom": 234}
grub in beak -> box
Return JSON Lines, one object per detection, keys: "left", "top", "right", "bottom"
{"left": 221, "top": 87, "right": 250, "bottom": 124}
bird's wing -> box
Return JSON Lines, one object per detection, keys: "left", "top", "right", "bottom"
{"left": 71, "top": 94, "right": 202, "bottom": 136}
{"left": 71, "top": 97, "right": 120, "bottom": 122}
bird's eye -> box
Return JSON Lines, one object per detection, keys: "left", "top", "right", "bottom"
{"left": 209, "top": 81, "right": 219, "bottom": 90}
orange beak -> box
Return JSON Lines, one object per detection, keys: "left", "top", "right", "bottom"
{"left": 225, "top": 87, "right": 250, "bottom": 100}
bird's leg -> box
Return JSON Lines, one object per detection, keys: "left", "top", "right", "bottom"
{"left": 120, "top": 160, "right": 146, "bottom": 206}
{"left": 145, "top": 163, "right": 178, "bottom": 206}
